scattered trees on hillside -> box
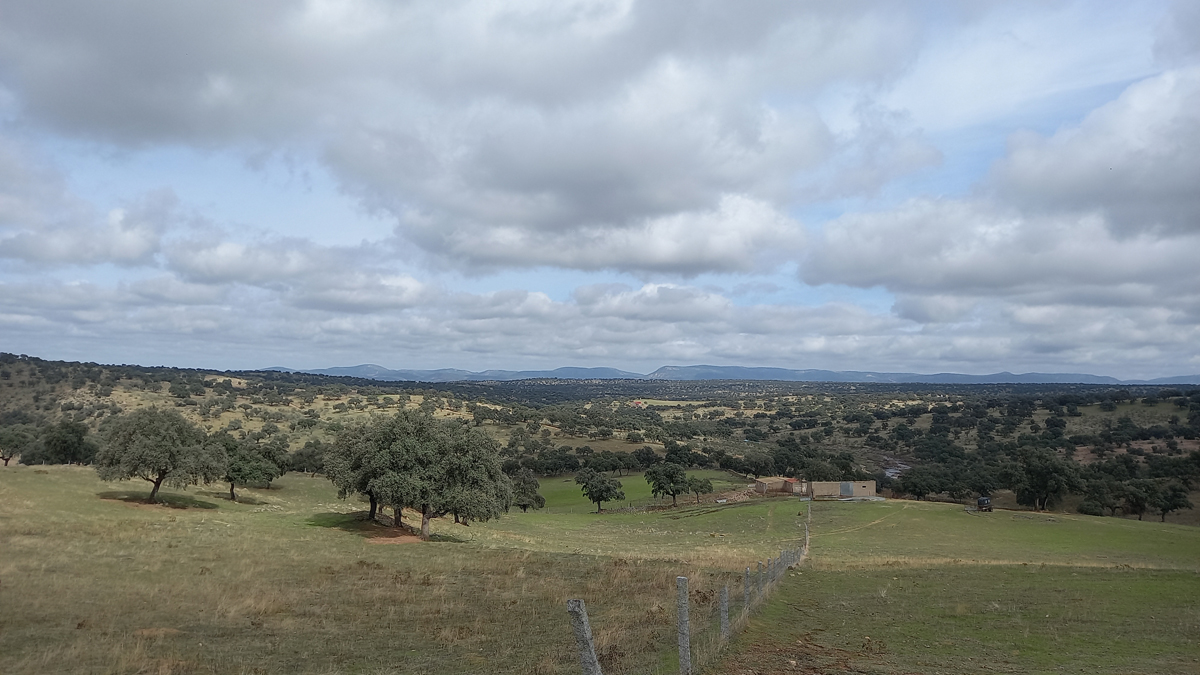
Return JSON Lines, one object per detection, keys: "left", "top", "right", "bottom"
{"left": 290, "top": 440, "right": 326, "bottom": 474}
{"left": 95, "top": 408, "right": 225, "bottom": 502}
{"left": 512, "top": 468, "right": 545, "bottom": 512}
{"left": 686, "top": 476, "right": 713, "bottom": 503}
{"left": 575, "top": 468, "right": 624, "bottom": 512}
{"left": 645, "top": 462, "right": 687, "bottom": 506}
{"left": 20, "top": 421, "right": 97, "bottom": 465}
{"left": 0, "top": 426, "right": 35, "bottom": 466}
{"left": 1011, "top": 448, "right": 1082, "bottom": 511}
{"left": 325, "top": 410, "right": 513, "bottom": 539}
{"left": 1153, "top": 483, "right": 1194, "bottom": 522}
{"left": 632, "top": 446, "right": 660, "bottom": 468}
{"left": 211, "top": 432, "right": 287, "bottom": 501}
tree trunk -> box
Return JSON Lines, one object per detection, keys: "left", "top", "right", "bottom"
{"left": 671, "top": 493, "right": 677, "bottom": 506}
{"left": 421, "top": 506, "right": 433, "bottom": 540}
{"left": 229, "top": 482, "right": 237, "bottom": 501}
{"left": 394, "top": 505, "right": 403, "bottom": 528}
{"left": 368, "top": 493, "right": 378, "bottom": 520}
{"left": 148, "top": 474, "right": 166, "bottom": 503}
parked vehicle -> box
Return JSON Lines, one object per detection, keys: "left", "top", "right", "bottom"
{"left": 977, "top": 496, "right": 993, "bottom": 512}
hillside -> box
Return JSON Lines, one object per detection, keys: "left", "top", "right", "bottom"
{"left": 3, "top": 353, "right": 1198, "bottom": 528}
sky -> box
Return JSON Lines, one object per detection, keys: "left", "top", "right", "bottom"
{"left": 1, "top": 0, "right": 1199, "bottom": 378}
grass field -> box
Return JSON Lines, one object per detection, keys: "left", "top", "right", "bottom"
{"left": 0, "top": 465, "right": 792, "bottom": 675}
{"left": 711, "top": 500, "right": 1200, "bottom": 674}
{"left": 4, "top": 465, "right": 1199, "bottom": 674}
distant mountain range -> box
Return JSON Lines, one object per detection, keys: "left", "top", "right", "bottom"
{"left": 262, "top": 363, "right": 1200, "bottom": 385}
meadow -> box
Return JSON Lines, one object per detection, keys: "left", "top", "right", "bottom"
{"left": 712, "top": 500, "right": 1200, "bottom": 674}
{"left": 3, "top": 463, "right": 1199, "bottom": 674}
{"left": 0, "top": 465, "right": 790, "bottom": 675}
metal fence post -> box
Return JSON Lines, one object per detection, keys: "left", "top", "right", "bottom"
{"left": 676, "top": 576, "right": 691, "bottom": 675}
{"left": 566, "top": 599, "right": 603, "bottom": 675}
{"left": 720, "top": 585, "right": 729, "bottom": 640}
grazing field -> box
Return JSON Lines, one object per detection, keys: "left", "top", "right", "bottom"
{"left": 0, "top": 465, "right": 792, "bottom": 675}
{"left": 4, "top": 466, "right": 1198, "bottom": 675}
{"left": 711, "top": 500, "right": 1200, "bottom": 674}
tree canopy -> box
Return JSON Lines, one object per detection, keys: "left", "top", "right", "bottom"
{"left": 95, "top": 408, "right": 225, "bottom": 502}
{"left": 0, "top": 425, "right": 35, "bottom": 466}
{"left": 211, "top": 432, "right": 287, "bottom": 501}
{"left": 325, "top": 410, "right": 513, "bottom": 539}
{"left": 644, "top": 462, "right": 687, "bottom": 506}
{"left": 686, "top": 475, "right": 714, "bottom": 503}
{"left": 575, "top": 468, "right": 625, "bottom": 512}
{"left": 512, "top": 468, "right": 546, "bottom": 512}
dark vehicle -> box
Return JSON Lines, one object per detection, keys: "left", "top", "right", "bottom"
{"left": 977, "top": 496, "right": 993, "bottom": 512}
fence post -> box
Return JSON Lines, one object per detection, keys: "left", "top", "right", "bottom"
{"left": 720, "top": 585, "right": 729, "bottom": 640}
{"left": 676, "top": 576, "right": 691, "bottom": 675}
{"left": 744, "top": 567, "right": 750, "bottom": 610}
{"left": 566, "top": 599, "right": 604, "bottom": 675}
{"left": 757, "top": 561, "right": 763, "bottom": 596}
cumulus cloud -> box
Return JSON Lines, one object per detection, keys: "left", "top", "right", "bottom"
{"left": 804, "top": 198, "right": 1199, "bottom": 294}
{"left": 390, "top": 194, "right": 803, "bottom": 275}
{"left": 0, "top": 137, "right": 171, "bottom": 266}
{"left": 992, "top": 66, "right": 1200, "bottom": 236}
{"left": 1156, "top": 0, "right": 1200, "bottom": 64}
{"left": 2, "top": 2, "right": 1199, "bottom": 378}
{"left": 0, "top": 0, "right": 942, "bottom": 274}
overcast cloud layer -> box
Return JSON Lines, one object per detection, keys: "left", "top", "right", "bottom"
{"left": 1, "top": 0, "right": 1198, "bottom": 378}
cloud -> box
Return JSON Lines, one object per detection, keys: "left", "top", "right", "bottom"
{"left": 2, "top": 2, "right": 1199, "bottom": 379}
{"left": 389, "top": 194, "right": 804, "bottom": 275}
{"left": 992, "top": 65, "right": 1200, "bottom": 236}
{"left": 575, "top": 283, "right": 732, "bottom": 322}
{"left": 1156, "top": 0, "right": 1200, "bottom": 65}
{"left": 804, "top": 198, "right": 1200, "bottom": 295}
{"left": 0, "top": 137, "right": 172, "bottom": 266}
{"left": 0, "top": 0, "right": 941, "bottom": 274}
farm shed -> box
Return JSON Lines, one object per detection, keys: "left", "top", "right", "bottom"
{"left": 754, "top": 476, "right": 800, "bottom": 494}
{"left": 809, "top": 480, "right": 876, "bottom": 499}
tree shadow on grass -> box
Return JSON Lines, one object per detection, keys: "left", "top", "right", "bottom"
{"left": 97, "top": 490, "right": 220, "bottom": 510}
{"left": 195, "top": 489, "right": 269, "bottom": 505}
{"left": 306, "top": 511, "right": 466, "bottom": 542}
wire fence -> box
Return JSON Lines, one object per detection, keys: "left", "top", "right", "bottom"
{"left": 567, "top": 501, "right": 812, "bottom": 675}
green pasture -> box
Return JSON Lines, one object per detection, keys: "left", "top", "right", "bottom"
{"left": 5, "top": 465, "right": 1199, "bottom": 675}
{"left": 455, "top": 470, "right": 800, "bottom": 565}
{"left": 0, "top": 465, "right": 791, "bottom": 675}
{"left": 713, "top": 500, "right": 1200, "bottom": 674}
{"left": 535, "top": 469, "right": 749, "bottom": 513}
